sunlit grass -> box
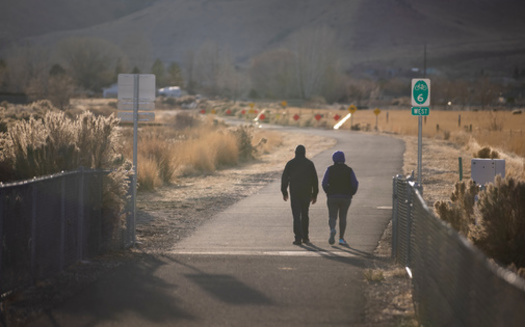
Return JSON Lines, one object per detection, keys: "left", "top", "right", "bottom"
{"left": 120, "top": 115, "right": 278, "bottom": 191}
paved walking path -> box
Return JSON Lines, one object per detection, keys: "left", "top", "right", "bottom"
{"left": 29, "top": 127, "right": 404, "bottom": 327}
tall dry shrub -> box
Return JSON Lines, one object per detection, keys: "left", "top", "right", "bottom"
{"left": 1, "top": 110, "right": 121, "bottom": 181}
{"left": 471, "top": 176, "right": 525, "bottom": 268}
{"left": 76, "top": 111, "right": 120, "bottom": 169}
{"left": 0, "top": 107, "right": 129, "bottom": 245}
{"left": 231, "top": 125, "right": 255, "bottom": 160}
{"left": 434, "top": 180, "right": 479, "bottom": 236}
{"left": 137, "top": 153, "right": 162, "bottom": 191}
{"left": 207, "top": 131, "right": 238, "bottom": 167}
{"left": 137, "top": 130, "right": 176, "bottom": 189}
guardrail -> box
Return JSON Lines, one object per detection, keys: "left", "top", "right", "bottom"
{"left": 392, "top": 174, "right": 525, "bottom": 326}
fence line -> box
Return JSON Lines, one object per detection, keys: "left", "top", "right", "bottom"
{"left": 0, "top": 169, "right": 133, "bottom": 297}
{"left": 392, "top": 174, "right": 525, "bottom": 326}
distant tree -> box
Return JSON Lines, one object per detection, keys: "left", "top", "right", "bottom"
{"left": 151, "top": 58, "right": 166, "bottom": 87}
{"left": 475, "top": 77, "right": 502, "bottom": 109}
{"left": 121, "top": 32, "right": 152, "bottom": 74}
{"left": 4, "top": 44, "right": 50, "bottom": 94}
{"left": 194, "top": 41, "right": 222, "bottom": 95}
{"left": 59, "top": 37, "right": 123, "bottom": 93}
{"left": 24, "top": 63, "right": 75, "bottom": 109}
{"left": 289, "top": 26, "right": 343, "bottom": 101}
{"left": 432, "top": 77, "right": 470, "bottom": 109}
{"left": 183, "top": 50, "right": 197, "bottom": 94}
{"left": 191, "top": 41, "right": 236, "bottom": 96}
{"left": 250, "top": 48, "right": 295, "bottom": 99}
{"left": 48, "top": 64, "right": 75, "bottom": 109}
{"left": 114, "top": 57, "right": 127, "bottom": 80}
{"left": 345, "top": 78, "right": 377, "bottom": 107}
{"left": 49, "top": 63, "right": 66, "bottom": 76}
{"left": 47, "top": 74, "right": 76, "bottom": 110}
{"left": 166, "top": 62, "right": 184, "bottom": 87}
{"left": 221, "top": 68, "right": 250, "bottom": 103}
{"left": 131, "top": 66, "right": 141, "bottom": 74}
{"left": 0, "top": 58, "right": 6, "bottom": 91}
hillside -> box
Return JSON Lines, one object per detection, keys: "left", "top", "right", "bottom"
{"left": 2, "top": 0, "right": 525, "bottom": 77}
{"left": 0, "top": 0, "right": 155, "bottom": 42}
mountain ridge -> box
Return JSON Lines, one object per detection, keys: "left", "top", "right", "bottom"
{"left": 2, "top": 0, "right": 525, "bottom": 77}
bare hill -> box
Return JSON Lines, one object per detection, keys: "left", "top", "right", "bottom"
{"left": 3, "top": 0, "right": 525, "bottom": 77}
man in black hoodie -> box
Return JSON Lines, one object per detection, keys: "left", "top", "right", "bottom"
{"left": 281, "top": 145, "right": 319, "bottom": 245}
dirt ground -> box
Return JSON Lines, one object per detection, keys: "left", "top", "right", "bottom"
{"left": 3, "top": 126, "right": 462, "bottom": 326}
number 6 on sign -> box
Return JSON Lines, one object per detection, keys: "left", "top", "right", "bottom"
{"left": 411, "top": 79, "right": 431, "bottom": 107}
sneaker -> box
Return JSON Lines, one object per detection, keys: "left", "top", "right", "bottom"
{"left": 302, "top": 238, "right": 310, "bottom": 244}
{"left": 339, "top": 238, "right": 348, "bottom": 246}
{"left": 329, "top": 229, "right": 336, "bottom": 245}
{"left": 293, "top": 240, "right": 302, "bottom": 245}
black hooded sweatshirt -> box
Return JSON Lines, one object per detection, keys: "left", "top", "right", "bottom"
{"left": 281, "top": 146, "right": 319, "bottom": 199}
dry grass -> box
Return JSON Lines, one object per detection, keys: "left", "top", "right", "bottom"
{"left": 214, "top": 103, "right": 525, "bottom": 158}
{"left": 119, "top": 114, "right": 281, "bottom": 191}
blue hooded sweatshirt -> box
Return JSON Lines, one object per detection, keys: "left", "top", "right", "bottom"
{"left": 322, "top": 151, "right": 359, "bottom": 198}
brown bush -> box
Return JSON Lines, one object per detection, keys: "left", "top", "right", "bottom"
{"left": 472, "top": 176, "right": 525, "bottom": 268}
{"left": 231, "top": 125, "right": 255, "bottom": 160}
{"left": 173, "top": 112, "right": 200, "bottom": 130}
{"left": 434, "top": 180, "right": 479, "bottom": 236}
{"left": 474, "top": 146, "right": 500, "bottom": 159}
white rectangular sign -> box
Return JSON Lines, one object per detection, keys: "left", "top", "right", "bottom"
{"left": 117, "top": 111, "right": 155, "bottom": 122}
{"left": 118, "top": 74, "right": 156, "bottom": 102}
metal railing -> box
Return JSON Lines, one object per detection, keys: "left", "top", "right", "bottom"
{"left": 0, "top": 168, "right": 133, "bottom": 297}
{"left": 392, "top": 174, "right": 525, "bottom": 326}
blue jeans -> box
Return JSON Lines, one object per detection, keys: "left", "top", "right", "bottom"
{"left": 327, "top": 197, "right": 351, "bottom": 239}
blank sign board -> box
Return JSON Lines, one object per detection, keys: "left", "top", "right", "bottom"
{"left": 118, "top": 74, "right": 155, "bottom": 102}
{"left": 471, "top": 159, "right": 505, "bottom": 185}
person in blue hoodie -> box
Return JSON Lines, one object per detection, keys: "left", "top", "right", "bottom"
{"left": 281, "top": 145, "right": 319, "bottom": 245}
{"left": 322, "top": 151, "right": 359, "bottom": 246}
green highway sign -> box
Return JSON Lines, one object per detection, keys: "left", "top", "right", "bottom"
{"left": 411, "top": 79, "right": 431, "bottom": 107}
{"left": 412, "top": 107, "right": 430, "bottom": 116}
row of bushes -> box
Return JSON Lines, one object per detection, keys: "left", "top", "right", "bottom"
{"left": 435, "top": 147, "right": 525, "bottom": 276}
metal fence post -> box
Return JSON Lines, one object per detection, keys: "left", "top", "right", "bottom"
{"left": 405, "top": 181, "right": 414, "bottom": 268}
{"left": 0, "top": 190, "right": 3, "bottom": 285}
{"left": 77, "top": 167, "right": 85, "bottom": 261}
{"left": 30, "top": 183, "right": 37, "bottom": 281}
{"left": 392, "top": 175, "right": 399, "bottom": 260}
{"left": 59, "top": 174, "right": 66, "bottom": 271}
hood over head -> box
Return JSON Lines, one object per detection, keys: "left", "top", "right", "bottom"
{"left": 295, "top": 145, "right": 306, "bottom": 158}
{"left": 332, "top": 151, "right": 345, "bottom": 163}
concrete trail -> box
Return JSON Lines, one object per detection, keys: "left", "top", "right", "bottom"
{"left": 29, "top": 128, "right": 404, "bottom": 327}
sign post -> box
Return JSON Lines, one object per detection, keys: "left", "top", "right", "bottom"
{"left": 373, "top": 108, "right": 381, "bottom": 130}
{"left": 118, "top": 74, "right": 155, "bottom": 244}
{"left": 411, "top": 79, "right": 430, "bottom": 188}
{"left": 348, "top": 105, "right": 357, "bottom": 127}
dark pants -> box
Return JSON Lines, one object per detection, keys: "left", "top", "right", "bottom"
{"left": 327, "top": 197, "right": 352, "bottom": 239}
{"left": 290, "top": 196, "right": 310, "bottom": 241}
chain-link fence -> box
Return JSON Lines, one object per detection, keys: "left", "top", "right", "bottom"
{"left": 0, "top": 168, "right": 133, "bottom": 297}
{"left": 392, "top": 174, "right": 525, "bottom": 326}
